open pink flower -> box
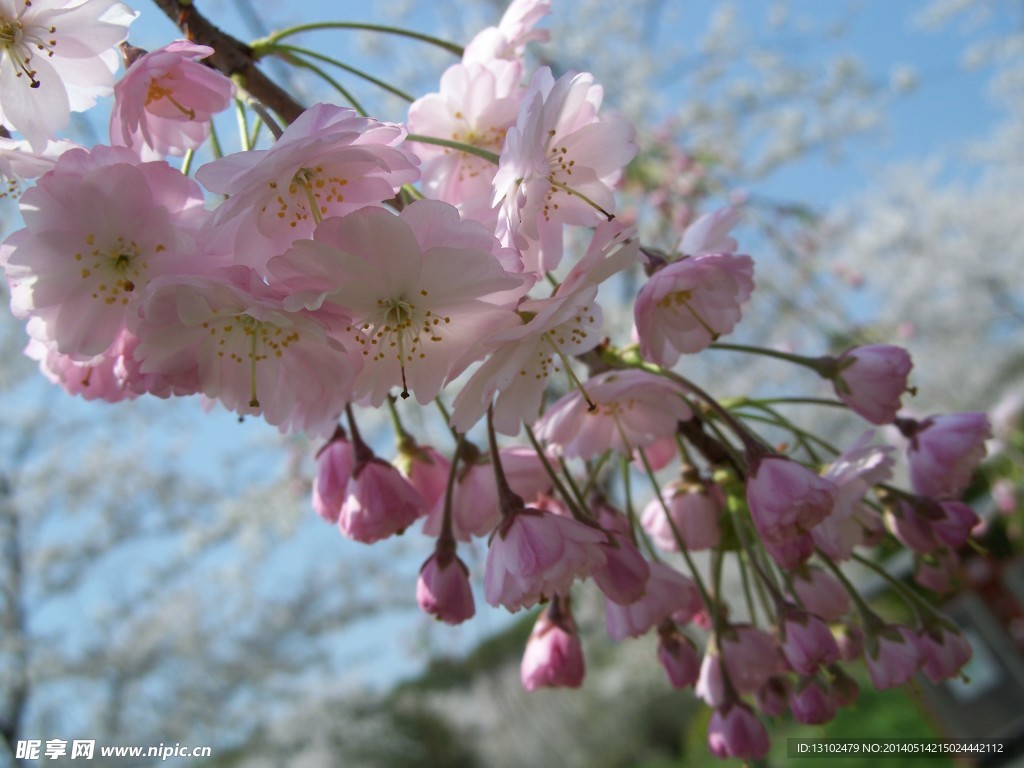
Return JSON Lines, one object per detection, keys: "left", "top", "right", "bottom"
{"left": 0, "top": 0, "right": 136, "bottom": 148}
{"left": 641, "top": 478, "right": 722, "bottom": 552}
{"left": 746, "top": 455, "right": 836, "bottom": 546}
{"left": 2, "top": 145, "right": 208, "bottom": 360}
{"left": 833, "top": 344, "right": 913, "bottom": 425}
{"left": 110, "top": 40, "right": 234, "bottom": 159}
{"left": 135, "top": 267, "right": 356, "bottom": 435}
{"left": 0, "top": 136, "right": 78, "bottom": 198}
{"left": 635, "top": 251, "right": 755, "bottom": 365}
{"left": 407, "top": 58, "right": 524, "bottom": 225}
{"left": 534, "top": 369, "right": 692, "bottom": 460}
{"left": 484, "top": 508, "right": 606, "bottom": 611}
{"left": 493, "top": 67, "right": 637, "bottom": 274}
{"left": 450, "top": 221, "right": 639, "bottom": 434}
{"left": 604, "top": 562, "right": 700, "bottom": 641}
{"left": 814, "top": 433, "right": 893, "bottom": 560}
{"left": 195, "top": 104, "right": 419, "bottom": 272}
{"left": 271, "top": 201, "right": 524, "bottom": 407}
{"left": 463, "top": 0, "right": 551, "bottom": 64}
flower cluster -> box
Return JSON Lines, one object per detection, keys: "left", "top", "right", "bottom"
{"left": 0, "top": 0, "right": 995, "bottom": 760}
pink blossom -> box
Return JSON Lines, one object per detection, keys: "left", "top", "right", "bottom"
{"left": 0, "top": 136, "right": 78, "bottom": 198}
{"left": 463, "top": 0, "right": 550, "bottom": 64}
{"left": 779, "top": 606, "right": 841, "bottom": 675}
{"left": 903, "top": 413, "right": 991, "bottom": 499}
{"left": 790, "top": 676, "right": 837, "bottom": 725}
{"left": 721, "top": 624, "right": 781, "bottom": 694}
{"left": 884, "top": 497, "right": 942, "bottom": 553}
{"left": 755, "top": 677, "right": 790, "bottom": 718}
{"left": 835, "top": 622, "right": 864, "bottom": 661}
{"left": 417, "top": 550, "right": 476, "bottom": 625}
{"left": 933, "top": 500, "right": 980, "bottom": 549}
{"left": 450, "top": 222, "right": 639, "bottom": 434}
{"left": 0, "top": 0, "right": 136, "bottom": 148}
{"left": 746, "top": 455, "right": 837, "bottom": 546}
{"left": 2, "top": 145, "right": 209, "bottom": 360}
{"left": 604, "top": 562, "right": 700, "bottom": 641}
{"left": 831, "top": 666, "right": 860, "bottom": 707}
{"left": 763, "top": 533, "right": 815, "bottom": 569}
{"left": 534, "top": 370, "right": 692, "bottom": 460}
{"left": 634, "top": 252, "right": 755, "bottom": 366}
{"left": 833, "top": 344, "right": 913, "bottom": 425}
{"left": 270, "top": 201, "right": 523, "bottom": 407}
{"left": 110, "top": 40, "right": 234, "bottom": 159}
{"left": 312, "top": 437, "right": 355, "bottom": 524}
{"left": 790, "top": 566, "right": 850, "bottom": 623}
{"left": 421, "top": 445, "right": 551, "bottom": 541}
{"left": 865, "top": 625, "right": 921, "bottom": 690}
{"left": 678, "top": 206, "right": 741, "bottom": 256}
{"left": 657, "top": 631, "right": 700, "bottom": 689}
{"left": 196, "top": 104, "right": 420, "bottom": 272}
{"left": 338, "top": 458, "right": 426, "bottom": 544}
{"left": 815, "top": 434, "right": 894, "bottom": 560}
{"left": 914, "top": 549, "right": 959, "bottom": 593}
{"left": 135, "top": 267, "right": 356, "bottom": 435}
{"left": 696, "top": 650, "right": 726, "bottom": 707}
{"left": 493, "top": 67, "right": 637, "bottom": 274}
{"left": 520, "top": 601, "right": 585, "bottom": 691}
{"left": 917, "top": 626, "right": 972, "bottom": 684}
{"left": 707, "top": 702, "right": 770, "bottom": 761}
{"left": 641, "top": 478, "right": 722, "bottom": 552}
{"left": 407, "top": 58, "right": 524, "bottom": 224}
{"left": 483, "top": 508, "right": 606, "bottom": 611}
{"left": 592, "top": 534, "right": 650, "bottom": 605}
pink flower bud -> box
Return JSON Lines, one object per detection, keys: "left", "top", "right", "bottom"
{"left": 780, "top": 606, "right": 841, "bottom": 675}
{"left": 641, "top": 479, "right": 722, "bottom": 552}
{"left": 312, "top": 437, "right": 355, "bottom": 524}
{"left": 884, "top": 497, "right": 942, "bottom": 553}
{"left": 764, "top": 533, "right": 814, "bottom": 569}
{"left": 833, "top": 344, "right": 912, "bottom": 425}
{"left": 746, "top": 456, "right": 836, "bottom": 546}
{"left": 338, "top": 458, "right": 426, "bottom": 543}
{"left": 722, "top": 624, "right": 781, "bottom": 694}
{"left": 835, "top": 622, "right": 864, "bottom": 661}
{"left": 593, "top": 534, "right": 650, "bottom": 605}
{"left": 520, "top": 603, "right": 585, "bottom": 691}
{"left": 830, "top": 665, "right": 860, "bottom": 707}
{"left": 933, "top": 501, "right": 980, "bottom": 549}
{"left": 914, "top": 549, "right": 959, "bottom": 593}
{"left": 417, "top": 550, "right": 475, "bottom": 625}
{"left": 790, "top": 676, "right": 837, "bottom": 725}
{"left": 657, "top": 630, "right": 701, "bottom": 689}
{"left": 904, "top": 413, "right": 991, "bottom": 499}
{"left": 707, "top": 702, "right": 770, "bottom": 761}
{"left": 917, "top": 626, "right": 972, "bottom": 684}
{"left": 791, "top": 566, "right": 850, "bottom": 623}
{"left": 866, "top": 625, "right": 921, "bottom": 690}
{"left": 696, "top": 650, "right": 726, "bottom": 707}
{"left": 756, "top": 677, "right": 791, "bottom": 718}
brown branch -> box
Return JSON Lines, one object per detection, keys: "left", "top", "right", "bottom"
{"left": 149, "top": 0, "right": 305, "bottom": 124}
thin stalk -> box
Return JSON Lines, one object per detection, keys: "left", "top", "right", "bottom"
{"left": 523, "top": 425, "right": 590, "bottom": 523}
{"left": 275, "top": 50, "right": 366, "bottom": 115}
{"left": 256, "top": 21, "right": 463, "bottom": 57}
{"left": 180, "top": 148, "right": 195, "bottom": 176}
{"left": 711, "top": 341, "right": 831, "bottom": 375}
{"left": 405, "top": 133, "right": 500, "bottom": 164}
{"left": 269, "top": 43, "right": 414, "bottom": 102}
{"left": 234, "top": 98, "right": 251, "bottom": 150}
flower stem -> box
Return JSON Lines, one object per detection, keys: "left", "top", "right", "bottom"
{"left": 255, "top": 22, "right": 464, "bottom": 57}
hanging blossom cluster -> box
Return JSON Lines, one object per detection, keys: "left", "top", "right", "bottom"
{"left": 0, "top": 0, "right": 995, "bottom": 759}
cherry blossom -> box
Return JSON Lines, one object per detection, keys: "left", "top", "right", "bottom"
{"left": 1, "top": 145, "right": 208, "bottom": 359}
{"left": 271, "top": 201, "right": 524, "bottom": 407}
{"left": 451, "top": 222, "right": 639, "bottom": 434}
{"left": 493, "top": 66, "right": 637, "bottom": 273}
{"left": 0, "top": 0, "right": 136, "bottom": 148}
{"left": 195, "top": 103, "right": 420, "bottom": 272}
{"left": 135, "top": 267, "right": 356, "bottom": 435}
{"left": 110, "top": 40, "right": 235, "bottom": 159}
{"left": 463, "top": 0, "right": 550, "bottom": 65}
{"left": 535, "top": 369, "right": 692, "bottom": 460}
